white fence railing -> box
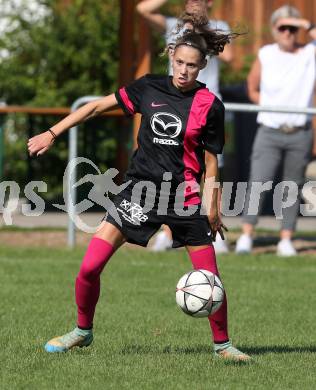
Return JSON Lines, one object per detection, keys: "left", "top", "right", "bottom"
{"left": 67, "top": 101, "right": 316, "bottom": 247}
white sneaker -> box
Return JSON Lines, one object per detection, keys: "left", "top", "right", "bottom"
{"left": 235, "top": 234, "right": 253, "bottom": 254}
{"left": 277, "top": 239, "right": 297, "bottom": 256}
{"left": 213, "top": 233, "right": 229, "bottom": 254}
{"left": 151, "top": 231, "right": 173, "bottom": 252}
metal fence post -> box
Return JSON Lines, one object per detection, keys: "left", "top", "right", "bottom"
{"left": 0, "top": 117, "right": 4, "bottom": 181}
{"left": 0, "top": 102, "right": 6, "bottom": 180}
{"left": 67, "top": 96, "right": 101, "bottom": 248}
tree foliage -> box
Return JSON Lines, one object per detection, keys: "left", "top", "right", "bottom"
{"left": 0, "top": 0, "right": 119, "bottom": 106}
{"left": 0, "top": 1, "right": 120, "bottom": 203}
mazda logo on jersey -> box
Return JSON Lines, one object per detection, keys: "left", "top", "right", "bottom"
{"left": 150, "top": 112, "right": 182, "bottom": 138}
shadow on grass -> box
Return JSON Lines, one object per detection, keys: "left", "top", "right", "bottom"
{"left": 246, "top": 235, "right": 316, "bottom": 254}
{"left": 120, "top": 344, "right": 252, "bottom": 365}
{"left": 121, "top": 344, "right": 212, "bottom": 355}
{"left": 253, "top": 236, "right": 278, "bottom": 246}
{"left": 241, "top": 345, "right": 316, "bottom": 355}
{"left": 121, "top": 343, "right": 316, "bottom": 357}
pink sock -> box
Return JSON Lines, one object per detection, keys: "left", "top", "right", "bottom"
{"left": 76, "top": 237, "right": 115, "bottom": 329}
{"left": 188, "top": 246, "right": 229, "bottom": 343}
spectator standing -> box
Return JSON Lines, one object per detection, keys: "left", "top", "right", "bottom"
{"left": 235, "top": 5, "right": 316, "bottom": 256}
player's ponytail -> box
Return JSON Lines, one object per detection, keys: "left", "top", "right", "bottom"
{"left": 170, "top": 12, "right": 241, "bottom": 58}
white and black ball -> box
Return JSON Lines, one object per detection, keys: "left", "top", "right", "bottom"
{"left": 176, "top": 269, "right": 224, "bottom": 318}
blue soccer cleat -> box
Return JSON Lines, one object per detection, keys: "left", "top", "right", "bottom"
{"left": 44, "top": 327, "right": 93, "bottom": 353}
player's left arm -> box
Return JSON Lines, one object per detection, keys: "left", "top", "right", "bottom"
{"left": 204, "top": 151, "right": 226, "bottom": 240}
{"left": 204, "top": 150, "right": 219, "bottom": 217}
{"left": 203, "top": 97, "right": 227, "bottom": 240}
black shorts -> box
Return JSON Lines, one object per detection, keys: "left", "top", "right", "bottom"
{"left": 104, "top": 182, "right": 213, "bottom": 248}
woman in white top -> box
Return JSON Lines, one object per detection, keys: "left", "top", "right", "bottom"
{"left": 236, "top": 5, "right": 316, "bottom": 256}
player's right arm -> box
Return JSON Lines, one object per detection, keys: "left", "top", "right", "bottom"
{"left": 28, "top": 94, "right": 119, "bottom": 156}
{"left": 247, "top": 57, "right": 261, "bottom": 104}
{"left": 136, "top": 0, "right": 168, "bottom": 33}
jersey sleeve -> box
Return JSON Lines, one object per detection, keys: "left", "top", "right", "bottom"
{"left": 115, "top": 76, "right": 147, "bottom": 116}
{"left": 202, "top": 97, "right": 225, "bottom": 155}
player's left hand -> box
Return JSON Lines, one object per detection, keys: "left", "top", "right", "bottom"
{"left": 208, "top": 215, "right": 228, "bottom": 241}
{"left": 28, "top": 131, "right": 55, "bottom": 157}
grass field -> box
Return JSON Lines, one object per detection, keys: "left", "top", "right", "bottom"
{"left": 1, "top": 245, "right": 316, "bottom": 389}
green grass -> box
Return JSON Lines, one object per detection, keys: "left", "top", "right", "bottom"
{"left": 1, "top": 246, "right": 316, "bottom": 390}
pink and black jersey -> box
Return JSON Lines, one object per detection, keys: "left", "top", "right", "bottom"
{"left": 115, "top": 75, "right": 225, "bottom": 204}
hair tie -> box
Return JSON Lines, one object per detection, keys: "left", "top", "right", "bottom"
{"left": 174, "top": 41, "right": 207, "bottom": 56}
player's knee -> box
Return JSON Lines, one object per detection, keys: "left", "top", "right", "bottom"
{"left": 78, "top": 264, "right": 99, "bottom": 282}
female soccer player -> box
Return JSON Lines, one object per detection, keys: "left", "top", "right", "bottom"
{"left": 137, "top": 0, "right": 233, "bottom": 254}
{"left": 28, "top": 19, "right": 250, "bottom": 361}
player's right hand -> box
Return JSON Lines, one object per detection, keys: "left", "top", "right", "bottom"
{"left": 27, "top": 131, "right": 55, "bottom": 157}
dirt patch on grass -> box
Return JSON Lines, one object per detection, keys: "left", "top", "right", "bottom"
{"left": 0, "top": 231, "right": 91, "bottom": 248}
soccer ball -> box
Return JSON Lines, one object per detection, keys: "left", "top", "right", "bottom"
{"left": 176, "top": 269, "right": 224, "bottom": 318}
